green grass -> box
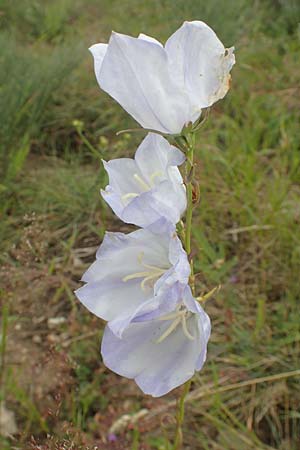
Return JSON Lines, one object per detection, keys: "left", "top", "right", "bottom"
{"left": 0, "top": 33, "right": 84, "bottom": 216}
{"left": 1, "top": 0, "right": 300, "bottom": 449}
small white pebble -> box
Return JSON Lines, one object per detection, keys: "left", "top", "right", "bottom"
{"left": 0, "top": 403, "right": 18, "bottom": 436}
{"left": 47, "top": 334, "right": 60, "bottom": 343}
{"left": 47, "top": 317, "right": 67, "bottom": 328}
{"left": 32, "top": 335, "right": 42, "bottom": 344}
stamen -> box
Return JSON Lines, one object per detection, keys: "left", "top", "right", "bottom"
{"left": 137, "top": 252, "right": 144, "bottom": 265}
{"left": 122, "top": 251, "right": 168, "bottom": 291}
{"left": 122, "top": 192, "right": 139, "bottom": 201}
{"left": 150, "top": 170, "right": 163, "bottom": 185}
{"left": 181, "top": 314, "right": 195, "bottom": 340}
{"left": 158, "top": 310, "right": 182, "bottom": 321}
{"left": 133, "top": 173, "right": 150, "bottom": 191}
{"left": 141, "top": 261, "right": 168, "bottom": 271}
{"left": 156, "top": 317, "right": 182, "bottom": 343}
{"left": 140, "top": 273, "right": 162, "bottom": 291}
{"left": 122, "top": 271, "right": 153, "bottom": 282}
{"left": 156, "top": 307, "right": 195, "bottom": 343}
{"left": 123, "top": 172, "right": 163, "bottom": 202}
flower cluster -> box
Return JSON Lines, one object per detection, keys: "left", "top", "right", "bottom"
{"left": 75, "top": 21, "right": 234, "bottom": 397}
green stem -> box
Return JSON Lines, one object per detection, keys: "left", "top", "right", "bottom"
{"left": 78, "top": 130, "right": 102, "bottom": 161}
{"left": 173, "top": 132, "right": 195, "bottom": 450}
{"left": 0, "top": 303, "right": 9, "bottom": 402}
{"left": 184, "top": 135, "right": 195, "bottom": 256}
{"left": 173, "top": 379, "right": 192, "bottom": 449}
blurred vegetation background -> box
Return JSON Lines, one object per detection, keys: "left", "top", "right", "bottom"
{"left": 0, "top": 0, "right": 300, "bottom": 449}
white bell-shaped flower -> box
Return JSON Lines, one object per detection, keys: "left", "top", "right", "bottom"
{"left": 75, "top": 226, "right": 190, "bottom": 338}
{"left": 101, "top": 286, "right": 211, "bottom": 397}
{"left": 90, "top": 21, "right": 235, "bottom": 134}
{"left": 101, "top": 133, "right": 186, "bottom": 228}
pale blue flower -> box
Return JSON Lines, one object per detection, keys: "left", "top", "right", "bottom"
{"left": 89, "top": 21, "right": 235, "bottom": 134}
{"left": 101, "top": 133, "right": 186, "bottom": 228}
{"left": 101, "top": 286, "right": 211, "bottom": 397}
{"left": 75, "top": 226, "right": 190, "bottom": 338}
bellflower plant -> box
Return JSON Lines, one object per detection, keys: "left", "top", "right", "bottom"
{"left": 90, "top": 20, "right": 235, "bottom": 134}
{"left": 76, "top": 18, "right": 235, "bottom": 449}
{"left": 101, "top": 132, "right": 187, "bottom": 228}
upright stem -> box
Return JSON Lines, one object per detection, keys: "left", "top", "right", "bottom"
{"left": 0, "top": 303, "right": 8, "bottom": 403}
{"left": 184, "top": 134, "right": 195, "bottom": 256}
{"left": 173, "top": 133, "right": 195, "bottom": 450}
{"left": 173, "top": 378, "right": 192, "bottom": 449}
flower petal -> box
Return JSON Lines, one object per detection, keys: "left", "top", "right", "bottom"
{"left": 102, "top": 158, "right": 140, "bottom": 195}
{"left": 121, "top": 181, "right": 185, "bottom": 228}
{"left": 96, "top": 32, "right": 190, "bottom": 134}
{"left": 166, "top": 21, "right": 235, "bottom": 111}
{"left": 101, "top": 157, "right": 143, "bottom": 219}
{"left": 135, "top": 133, "right": 185, "bottom": 183}
{"left": 89, "top": 43, "right": 108, "bottom": 86}
{"left": 81, "top": 229, "right": 170, "bottom": 284}
{"left": 138, "top": 33, "right": 163, "bottom": 47}
{"left": 182, "top": 287, "right": 211, "bottom": 370}
{"left": 154, "top": 233, "right": 190, "bottom": 293}
{"left": 101, "top": 305, "right": 210, "bottom": 397}
{"left": 75, "top": 278, "right": 149, "bottom": 325}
